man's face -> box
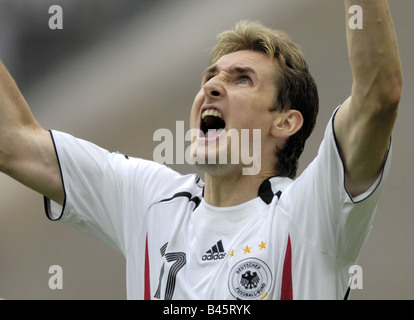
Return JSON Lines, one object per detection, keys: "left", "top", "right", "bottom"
{"left": 189, "top": 50, "right": 279, "bottom": 174}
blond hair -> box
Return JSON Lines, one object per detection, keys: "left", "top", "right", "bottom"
{"left": 211, "top": 21, "right": 319, "bottom": 178}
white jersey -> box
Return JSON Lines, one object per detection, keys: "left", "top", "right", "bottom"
{"left": 45, "top": 109, "right": 391, "bottom": 300}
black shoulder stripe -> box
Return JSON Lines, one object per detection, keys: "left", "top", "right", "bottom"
{"left": 258, "top": 179, "right": 274, "bottom": 204}
{"left": 159, "top": 192, "right": 201, "bottom": 210}
{"left": 258, "top": 178, "right": 282, "bottom": 205}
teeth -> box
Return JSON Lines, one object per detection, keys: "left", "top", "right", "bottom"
{"left": 201, "top": 109, "right": 223, "bottom": 119}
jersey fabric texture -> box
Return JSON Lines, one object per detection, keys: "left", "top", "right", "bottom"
{"left": 44, "top": 109, "right": 392, "bottom": 300}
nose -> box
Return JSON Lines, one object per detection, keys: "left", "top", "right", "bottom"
{"left": 203, "top": 76, "right": 225, "bottom": 99}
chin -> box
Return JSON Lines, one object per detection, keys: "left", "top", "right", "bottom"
{"left": 194, "top": 162, "right": 239, "bottom": 177}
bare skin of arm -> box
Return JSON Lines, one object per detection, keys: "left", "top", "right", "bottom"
{"left": 335, "top": 0, "right": 402, "bottom": 197}
{"left": 0, "top": 60, "right": 64, "bottom": 205}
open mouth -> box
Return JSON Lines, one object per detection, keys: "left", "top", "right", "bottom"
{"left": 200, "top": 109, "right": 226, "bottom": 136}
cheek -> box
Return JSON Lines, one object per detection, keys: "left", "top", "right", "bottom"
{"left": 190, "top": 90, "right": 205, "bottom": 128}
{"left": 231, "top": 103, "right": 273, "bottom": 138}
{"left": 230, "top": 100, "right": 261, "bottom": 129}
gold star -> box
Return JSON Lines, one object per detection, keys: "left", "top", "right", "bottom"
{"left": 230, "top": 250, "right": 235, "bottom": 258}
{"left": 259, "top": 241, "right": 267, "bottom": 250}
{"left": 243, "top": 245, "right": 252, "bottom": 254}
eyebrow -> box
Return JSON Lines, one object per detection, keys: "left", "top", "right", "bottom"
{"left": 202, "top": 65, "right": 257, "bottom": 79}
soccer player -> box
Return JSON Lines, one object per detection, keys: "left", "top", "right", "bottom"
{"left": 0, "top": 1, "right": 402, "bottom": 299}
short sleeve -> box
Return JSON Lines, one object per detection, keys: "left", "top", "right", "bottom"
{"left": 279, "top": 108, "right": 392, "bottom": 261}
{"left": 44, "top": 130, "right": 191, "bottom": 255}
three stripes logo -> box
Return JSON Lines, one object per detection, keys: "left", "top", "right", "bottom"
{"left": 202, "top": 240, "right": 226, "bottom": 261}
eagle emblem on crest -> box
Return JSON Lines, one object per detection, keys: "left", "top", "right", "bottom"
{"left": 241, "top": 271, "right": 260, "bottom": 289}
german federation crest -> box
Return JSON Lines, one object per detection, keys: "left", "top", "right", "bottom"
{"left": 228, "top": 258, "right": 273, "bottom": 300}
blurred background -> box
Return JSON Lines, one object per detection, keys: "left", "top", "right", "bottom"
{"left": 0, "top": 0, "right": 412, "bottom": 300}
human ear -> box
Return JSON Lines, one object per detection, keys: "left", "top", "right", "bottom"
{"left": 270, "top": 109, "right": 304, "bottom": 138}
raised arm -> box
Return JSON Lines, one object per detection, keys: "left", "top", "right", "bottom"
{"left": 0, "top": 59, "right": 64, "bottom": 204}
{"left": 334, "top": 0, "right": 402, "bottom": 196}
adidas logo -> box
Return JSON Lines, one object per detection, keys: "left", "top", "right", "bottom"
{"left": 202, "top": 240, "right": 226, "bottom": 261}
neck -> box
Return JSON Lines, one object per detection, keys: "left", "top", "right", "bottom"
{"left": 203, "top": 169, "right": 275, "bottom": 207}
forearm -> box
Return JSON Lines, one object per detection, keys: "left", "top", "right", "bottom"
{"left": 345, "top": 0, "right": 402, "bottom": 107}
